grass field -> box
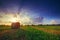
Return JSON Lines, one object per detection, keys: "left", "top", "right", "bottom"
{"left": 0, "top": 25, "right": 60, "bottom": 40}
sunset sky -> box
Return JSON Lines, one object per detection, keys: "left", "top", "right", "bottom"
{"left": 0, "top": 0, "right": 60, "bottom": 25}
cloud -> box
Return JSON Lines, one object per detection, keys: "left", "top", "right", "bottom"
{"left": 50, "top": 20, "right": 58, "bottom": 24}
{"left": 32, "top": 17, "right": 44, "bottom": 25}
{"left": 0, "top": 15, "right": 3, "bottom": 18}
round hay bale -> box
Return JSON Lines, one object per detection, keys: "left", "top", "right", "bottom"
{"left": 11, "top": 22, "right": 20, "bottom": 29}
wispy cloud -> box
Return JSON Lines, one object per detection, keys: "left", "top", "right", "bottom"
{"left": 50, "top": 20, "right": 58, "bottom": 24}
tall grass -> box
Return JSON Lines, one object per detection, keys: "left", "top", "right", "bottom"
{"left": 0, "top": 25, "right": 60, "bottom": 40}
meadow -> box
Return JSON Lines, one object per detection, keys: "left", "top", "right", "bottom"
{"left": 0, "top": 25, "right": 60, "bottom": 40}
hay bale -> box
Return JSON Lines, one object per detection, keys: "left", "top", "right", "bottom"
{"left": 11, "top": 22, "right": 20, "bottom": 29}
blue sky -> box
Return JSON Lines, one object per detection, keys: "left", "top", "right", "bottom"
{"left": 0, "top": 0, "right": 60, "bottom": 25}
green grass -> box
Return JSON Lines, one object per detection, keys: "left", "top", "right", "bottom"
{"left": 32, "top": 25, "right": 60, "bottom": 30}
{"left": 0, "top": 25, "right": 11, "bottom": 31}
{"left": 0, "top": 25, "right": 60, "bottom": 40}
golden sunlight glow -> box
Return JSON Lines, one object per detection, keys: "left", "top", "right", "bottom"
{"left": 10, "top": 17, "right": 18, "bottom": 22}
{"left": 0, "top": 12, "right": 32, "bottom": 25}
{"left": 9, "top": 14, "right": 31, "bottom": 25}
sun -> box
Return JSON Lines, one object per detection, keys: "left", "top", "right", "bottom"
{"left": 10, "top": 17, "right": 19, "bottom": 22}
{"left": 9, "top": 14, "right": 32, "bottom": 25}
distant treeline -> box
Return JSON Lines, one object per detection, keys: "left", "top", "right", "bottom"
{"left": 0, "top": 25, "right": 10, "bottom": 27}
{"left": 23, "top": 24, "right": 60, "bottom": 26}
{"left": 0, "top": 24, "right": 60, "bottom": 27}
